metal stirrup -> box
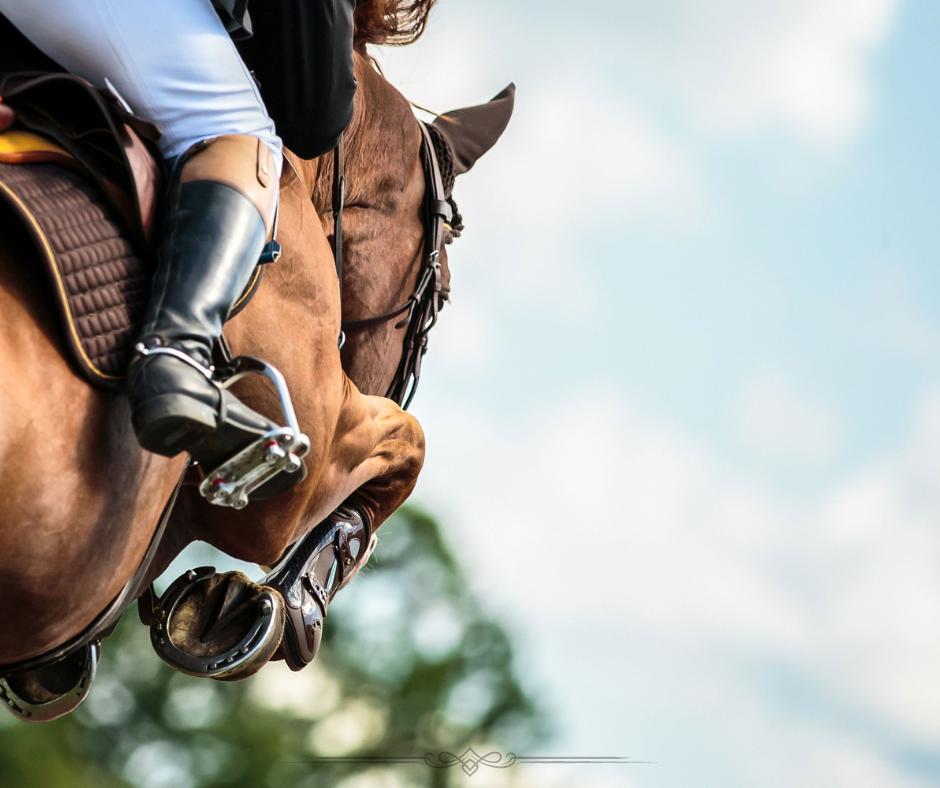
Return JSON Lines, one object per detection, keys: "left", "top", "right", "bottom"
{"left": 199, "top": 356, "right": 311, "bottom": 509}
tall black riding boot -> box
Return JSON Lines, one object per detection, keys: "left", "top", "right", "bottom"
{"left": 127, "top": 179, "right": 277, "bottom": 462}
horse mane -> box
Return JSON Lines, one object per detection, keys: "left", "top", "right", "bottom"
{"left": 353, "top": 0, "right": 437, "bottom": 46}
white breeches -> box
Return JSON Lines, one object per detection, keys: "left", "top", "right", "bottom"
{"left": 0, "top": 0, "right": 283, "bottom": 174}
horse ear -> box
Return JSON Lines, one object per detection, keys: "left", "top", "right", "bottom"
{"left": 432, "top": 84, "right": 515, "bottom": 176}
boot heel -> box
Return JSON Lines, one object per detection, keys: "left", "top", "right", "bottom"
{"left": 132, "top": 394, "right": 218, "bottom": 457}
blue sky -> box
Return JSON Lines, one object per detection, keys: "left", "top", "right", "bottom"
{"left": 160, "top": 2, "right": 940, "bottom": 786}
{"left": 389, "top": 0, "right": 940, "bottom": 491}
{"left": 368, "top": 1, "right": 940, "bottom": 786}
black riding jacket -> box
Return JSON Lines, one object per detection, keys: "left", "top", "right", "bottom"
{"left": 237, "top": 0, "right": 358, "bottom": 159}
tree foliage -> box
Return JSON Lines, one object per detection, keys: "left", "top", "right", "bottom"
{"left": 0, "top": 506, "right": 547, "bottom": 788}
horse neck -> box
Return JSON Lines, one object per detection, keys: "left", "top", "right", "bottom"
{"left": 297, "top": 53, "right": 401, "bottom": 214}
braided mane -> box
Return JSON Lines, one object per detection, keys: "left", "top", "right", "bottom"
{"left": 354, "top": 0, "right": 438, "bottom": 46}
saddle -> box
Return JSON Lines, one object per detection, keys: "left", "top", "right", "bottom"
{"left": 0, "top": 70, "right": 306, "bottom": 513}
{"left": 0, "top": 72, "right": 263, "bottom": 388}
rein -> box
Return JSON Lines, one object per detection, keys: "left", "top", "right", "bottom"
{"left": 334, "top": 121, "right": 451, "bottom": 410}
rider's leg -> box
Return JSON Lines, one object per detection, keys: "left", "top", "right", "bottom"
{"left": 0, "top": 0, "right": 282, "bottom": 164}
{"left": 127, "top": 134, "right": 280, "bottom": 458}
{"left": 0, "top": 0, "right": 294, "bottom": 463}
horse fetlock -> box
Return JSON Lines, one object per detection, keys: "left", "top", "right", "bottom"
{"left": 261, "top": 505, "right": 374, "bottom": 671}
{"left": 151, "top": 567, "right": 284, "bottom": 681}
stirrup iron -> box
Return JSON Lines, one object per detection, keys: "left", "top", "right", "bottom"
{"left": 200, "top": 356, "right": 310, "bottom": 509}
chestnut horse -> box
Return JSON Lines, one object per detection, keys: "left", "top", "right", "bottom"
{"left": 0, "top": 51, "right": 511, "bottom": 692}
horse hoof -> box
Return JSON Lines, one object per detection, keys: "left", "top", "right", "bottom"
{"left": 0, "top": 641, "right": 99, "bottom": 722}
{"left": 151, "top": 567, "right": 284, "bottom": 681}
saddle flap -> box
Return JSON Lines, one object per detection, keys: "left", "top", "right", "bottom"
{"left": 0, "top": 161, "right": 152, "bottom": 386}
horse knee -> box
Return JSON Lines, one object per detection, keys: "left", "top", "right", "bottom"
{"left": 378, "top": 408, "right": 425, "bottom": 491}
{"left": 396, "top": 411, "right": 426, "bottom": 484}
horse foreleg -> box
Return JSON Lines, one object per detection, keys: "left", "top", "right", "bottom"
{"left": 188, "top": 374, "right": 425, "bottom": 563}
{"left": 306, "top": 378, "right": 426, "bottom": 539}
{"left": 233, "top": 382, "right": 426, "bottom": 672}
{"left": 149, "top": 380, "right": 425, "bottom": 679}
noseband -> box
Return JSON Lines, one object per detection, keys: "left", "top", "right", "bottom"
{"left": 331, "top": 122, "right": 451, "bottom": 409}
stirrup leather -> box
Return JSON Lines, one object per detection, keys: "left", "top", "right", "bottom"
{"left": 200, "top": 355, "right": 310, "bottom": 509}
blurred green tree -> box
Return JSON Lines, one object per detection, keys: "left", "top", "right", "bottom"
{"left": 0, "top": 505, "right": 548, "bottom": 788}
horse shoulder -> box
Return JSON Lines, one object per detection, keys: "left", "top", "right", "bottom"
{"left": 0, "top": 214, "right": 183, "bottom": 664}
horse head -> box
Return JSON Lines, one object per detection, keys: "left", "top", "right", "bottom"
{"left": 313, "top": 57, "right": 515, "bottom": 399}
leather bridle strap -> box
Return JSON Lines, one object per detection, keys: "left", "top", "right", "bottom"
{"left": 332, "top": 137, "right": 345, "bottom": 298}
{"left": 337, "top": 121, "right": 451, "bottom": 409}
{"left": 385, "top": 121, "right": 451, "bottom": 408}
{"left": 340, "top": 299, "right": 411, "bottom": 330}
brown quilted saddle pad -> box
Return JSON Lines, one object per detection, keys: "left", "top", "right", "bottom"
{"left": 0, "top": 160, "right": 151, "bottom": 388}
{"left": 0, "top": 74, "right": 266, "bottom": 389}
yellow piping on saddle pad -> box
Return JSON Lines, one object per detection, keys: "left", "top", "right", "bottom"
{"left": 0, "top": 130, "right": 74, "bottom": 162}
{"left": 0, "top": 176, "right": 118, "bottom": 381}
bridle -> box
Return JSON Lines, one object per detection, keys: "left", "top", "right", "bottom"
{"left": 330, "top": 121, "right": 451, "bottom": 410}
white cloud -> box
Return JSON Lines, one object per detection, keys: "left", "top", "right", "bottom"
{"left": 380, "top": 0, "right": 898, "bottom": 148}
{"left": 377, "top": 9, "right": 705, "bottom": 320}
{"left": 429, "top": 294, "right": 495, "bottom": 376}
{"left": 442, "top": 81, "right": 703, "bottom": 318}
{"left": 410, "top": 380, "right": 940, "bottom": 784}
{"left": 417, "top": 386, "right": 809, "bottom": 651}
{"left": 733, "top": 370, "right": 842, "bottom": 464}
{"left": 611, "top": 0, "right": 899, "bottom": 145}
{"left": 840, "top": 268, "right": 940, "bottom": 369}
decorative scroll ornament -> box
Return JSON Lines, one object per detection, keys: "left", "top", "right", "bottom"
{"left": 299, "top": 750, "right": 648, "bottom": 776}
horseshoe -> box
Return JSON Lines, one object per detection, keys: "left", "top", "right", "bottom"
{"left": 0, "top": 640, "right": 99, "bottom": 723}
{"left": 150, "top": 566, "right": 284, "bottom": 681}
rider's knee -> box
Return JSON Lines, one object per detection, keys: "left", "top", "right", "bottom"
{"left": 180, "top": 134, "right": 280, "bottom": 238}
